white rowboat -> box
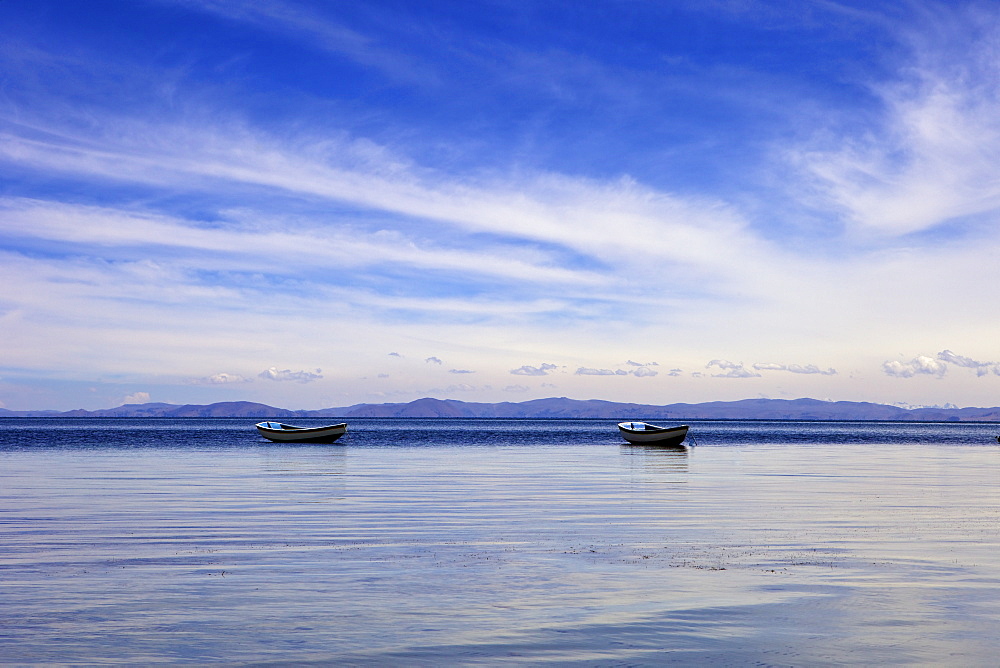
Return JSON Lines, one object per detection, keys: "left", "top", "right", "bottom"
{"left": 617, "top": 422, "right": 689, "bottom": 446}
{"left": 256, "top": 421, "right": 347, "bottom": 443}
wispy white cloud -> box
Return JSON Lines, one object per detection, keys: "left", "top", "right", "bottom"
{"left": 258, "top": 367, "right": 323, "bottom": 383}
{"left": 0, "top": 198, "right": 603, "bottom": 289}
{"left": 753, "top": 363, "right": 788, "bottom": 372}
{"left": 510, "top": 363, "right": 558, "bottom": 376}
{"left": 428, "top": 383, "right": 478, "bottom": 394}
{"left": 792, "top": 4, "right": 1000, "bottom": 237}
{"left": 164, "top": 0, "right": 440, "bottom": 86}
{"left": 425, "top": 356, "right": 442, "bottom": 364}
{"left": 937, "top": 349, "right": 1000, "bottom": 376}
{"left": 575, "top": 359, "right": 659, "bottom": 377}
{"left": 576, "top": 368, "right": 626, "bottom": 376}
{"left": 194, "top": 373, "right": 252, "bottom": 385}
{"left": 753, "top": 362, "right": 837, "bottom": 375}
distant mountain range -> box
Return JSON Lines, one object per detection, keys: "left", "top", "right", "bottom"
{"left": 3, "top": 397, "right": 1000, "bottom": 421}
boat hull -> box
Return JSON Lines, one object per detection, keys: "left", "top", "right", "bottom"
{"left": 617, "top": 422, "right": 688, "bottom": 446}
{"left": 255, "top": 421, "right": 347, "bottom": 443}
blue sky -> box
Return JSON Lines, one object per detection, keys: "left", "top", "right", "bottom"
{"left": 2, "top": 0, "right": 1000, "bottom": 411}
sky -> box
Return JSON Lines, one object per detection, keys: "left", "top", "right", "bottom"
{"left": 2, "top": 0, "right": 1000, "bottom": 411}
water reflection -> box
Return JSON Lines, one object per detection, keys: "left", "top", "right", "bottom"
{"left": 620, "top": 444, "right": 689, "bottom": 472}
{"left": 260, "top": 448, "right": 347, "bottom": 475}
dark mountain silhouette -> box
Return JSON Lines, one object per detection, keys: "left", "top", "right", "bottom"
{"left": 3, "top": 397, "right": 1000, "bottom": 420}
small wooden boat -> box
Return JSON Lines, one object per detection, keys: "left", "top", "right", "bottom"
{"left": 255, "top": 421, "right": 347, "bottom": 443}
{"left": 618, "top": 422, "right": 689, "bottom": 446}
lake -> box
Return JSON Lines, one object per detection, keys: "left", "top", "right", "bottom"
{"left": 2, "top": 418, "right": 1000, "bottom": 665}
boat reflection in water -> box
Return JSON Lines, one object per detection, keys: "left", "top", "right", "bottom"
{"left": 620, "top": 443, "right": 689, "bottom": 474}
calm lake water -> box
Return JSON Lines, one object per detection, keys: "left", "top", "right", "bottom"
{"left": 3, "top": 418, "right": 1000, "bottom": 665}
